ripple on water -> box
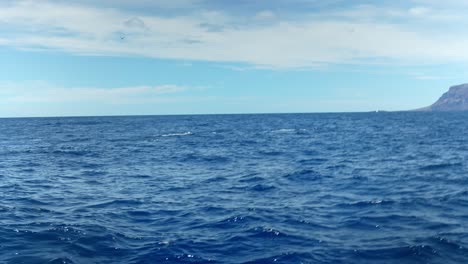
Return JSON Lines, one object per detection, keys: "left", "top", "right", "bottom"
{"left": 2, "top": 114, "right": 468, "bottom": 263}
{"left": 353, "top": 245, "right": 440, "bottom": 262}
{"left": 419, "top": 162, "right": 463, "bottom": 171}
{"left": 249, "top": 184, "right": 276, "bottom": 192}
{"left": 283, "top": 169, "right": 323, "bottom": 182}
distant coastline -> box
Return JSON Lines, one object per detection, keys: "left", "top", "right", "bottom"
{"left": 412, "top": 83, "right": 468, "bottom": 112}
{"left": 4, "top": 83, "right": 468, "bottom": 119}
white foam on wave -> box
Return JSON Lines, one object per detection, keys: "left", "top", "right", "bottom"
{"left": 271, "top": 128, "right": 307, "bottom": 133}
{"left": 161, "top": 132, "right": 193, "bottom": 137}
{"left": 272, "top": 129, "right": 295, "bottom": 133}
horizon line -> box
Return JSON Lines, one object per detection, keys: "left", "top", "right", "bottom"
{"left": 0, "top": 110, "right": 421, "bottom": 119}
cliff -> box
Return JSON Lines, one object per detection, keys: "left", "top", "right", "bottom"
{"left": 416, "top": 84, "right": 468, "bottom": 111}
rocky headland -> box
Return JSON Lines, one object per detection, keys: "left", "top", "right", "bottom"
{"left": 415, "top": 83, "right": 468, "bottom": 111}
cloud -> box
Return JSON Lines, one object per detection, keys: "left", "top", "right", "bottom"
{"left": 124, "top": 17, "right": 147, "bottom": 29}
{"left": 410, "top": 73, "right": 445, "bottom": 80}
{"left": 0, "top": 81, "right": 277, "bottom": 117}
{"left": 1, "top": 1, "right": 468, "bottom": 68}
{"left": 254, "top": 10, "right": 277, "bottom": 21}
{"left": 0, "top": 82, "right": 190, "bottom": 104}
{"left": 409, "top": 7, "right": 431, "bottom": 16}
{"left": 412, "top": 0, "right": 468, "bottom": 8}
{"left": 55, "top": 0, "right": 204, "bottom": 10}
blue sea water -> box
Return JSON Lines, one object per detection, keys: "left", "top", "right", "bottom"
{"left": 0, "top": 112, "right": 467, "bottom": 264}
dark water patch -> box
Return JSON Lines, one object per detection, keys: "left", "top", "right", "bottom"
{"left": 350, "top": 173, "right": 369, "bottom": 181}
{"left": 0, "top": 205, "right": 15, "bottom": 212}
{"left": 353, "top": 245, "right": 439, "bottom": 262}
{"left": 179, "top": 153, "right": 230, "bottom": 164}
{"left": 255, "top": 227, "right": 308, "bottom": 241}
{"left": 351, "top": 214, "right": 422, "bottom": 224}
{"left": 126, "top": 210, "right": 152, "bottom": 218}
{"left": 340, "top": 219, "right": 383, "bottom": 231}
{"left": 238, "top": 175, "right": 266, "bottom": 183}
{"left": 80, "top": 163, "right": 101, "bottom": 169}
{"left": 132, "top": 252, "right": 218, "bottom": 264}
{"left": 199, "top": 205, "right": 228, "bottom": 214}
{"left": 84, "top": 179, "right": 102, "bottom": 185}
{"left": 428, "top": 236, "right": 467, "bottom": 251}
{"left": 249, "top": 184, "right": 276, "bottom": 192}
{"left": 283, "top": 218, "right": 334, "bottom": 231}
{"left": 18, "top": 168, "right": 36, "bottom": 173}
{"left": 298, "top": 157, "right": 328, "bottom": 165}
{"left": 420, "top": 162, "right": 463, "bottom": 171}
{"left": 51, "top": 149, "right": 97, "bottom": 158}
{"left": 131, "top": 174, "right": 153, "bottom": 179}
{"left": 47, "top": 257, "right": 76, "bottom": 264}
{"left": 202, "top": 176, "right": 228, "bottom": 183}
{"left": 302, "top": 149, "right": 322, "bottom": 156}
{"left": 81, "top": 170, "right": 107, "bottom": 177}
{"left": 258, "top": 150, "right": 284, "bottom": 156}
{"left": 4, "top": 256, "right": 76, "bottom": 264}
{"left": 193, "top": 215, "right": 259, "bottom": 230}
{"left": 229, "top": 226, "right": 289, "bottom": 240}
{"left": 66, "top": 136, "right": 92, "bottom": 143}
{"left": 238, "top": 139, "right": 258, "bottom": 146}
{"left": 12, "top": 161, "right": 41, "bottom": 168}
{"left": 107, "top": 137, "right": 133, "bottom": 143}
{"left": 283, "top": 169, "right": 323, "bottom": 182}
{"left": 244, "top": 252, "right": 320, "bottom": 264}
{"left": 86, "top": 199, "right": 143, "bottom": 209}
{"left": 12, "top": 197, "right": 50, "bottom": 206}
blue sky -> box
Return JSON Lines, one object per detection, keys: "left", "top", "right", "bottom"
{"left": 1, "top": 0, "right": 468, "bottom": 117}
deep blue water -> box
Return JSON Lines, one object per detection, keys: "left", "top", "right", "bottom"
{"left": 0, "top": 113, "right": 467, "bottom": 264}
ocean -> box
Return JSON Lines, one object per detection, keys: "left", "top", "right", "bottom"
{"left": 0, "top": 113, "right": 467, "bottom": 263}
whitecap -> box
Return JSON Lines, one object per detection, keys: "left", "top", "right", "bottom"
{"left": 271, "top": 128, "right": 295, "bottom": 133}
{"left": 161, "top": 132, "right": 192, "bottom": 137}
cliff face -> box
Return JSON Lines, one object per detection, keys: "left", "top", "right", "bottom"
{"left": 419, "top": 84, "right": 468, "bottom": 111}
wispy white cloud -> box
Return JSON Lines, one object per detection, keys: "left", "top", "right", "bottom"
{"left": 408, "top": 6, "right": 431, "bottom": 16}
{"left": 412, "top": 0, "right": 468, "bottom": 8}
{"left": 1, "top": 0, "right": 468, "bottom": 68}
{"left": 0, "top": 81, "right": 287, "bottom": 117}
{"left": 409, "top": 73, "right": 446, "bottom": 80}
{"left": 254, "top": 10, "right": 277, "bottom": 21}
{"left": 0, "top": 81, "right": 190, "bottom": 104}
{"left": 53, "top": 0, "right": 204, "bottom": 10}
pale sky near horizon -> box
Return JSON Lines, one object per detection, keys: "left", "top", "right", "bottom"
{"left": 1, "top": 0, "right": 468, "bottom": 117}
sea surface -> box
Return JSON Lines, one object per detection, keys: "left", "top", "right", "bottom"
{"left": 0, "top": 113, "right": 467, "bottom": 264}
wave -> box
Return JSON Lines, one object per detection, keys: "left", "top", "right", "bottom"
{"left": 283, "top": 169, "right": 323, "bottom": 182}
{"left": 243, "top": 252, "right": 317, "bottom": 264}
{"left": 353, "top": 245, "right": 439, "bottom": 261}
{"left": 419, "top": 162, "right": 463, "bottom": 171}
{"left": 3, "top": 113, "right": 468, "bottom": 263}
{"left": 337, "top": 199, "right": 395, "bottom": 208}
{"left": 249, "top": 184, "right": 276, "bottom": 192}
{"left": 161, "top": 132, "right": 192, "bottom": 137}
{"left": 270, "top": 128, "right": 308, "bottom": 134}
{"left": 271, "top": 128, "right": 296, "bottom": 133}
{"left": 179, "top": 153, "right": 230, "bottom": 163}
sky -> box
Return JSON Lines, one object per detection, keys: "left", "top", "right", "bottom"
{"left": 1, "top": 0, "right": 468, "bottom": 117}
